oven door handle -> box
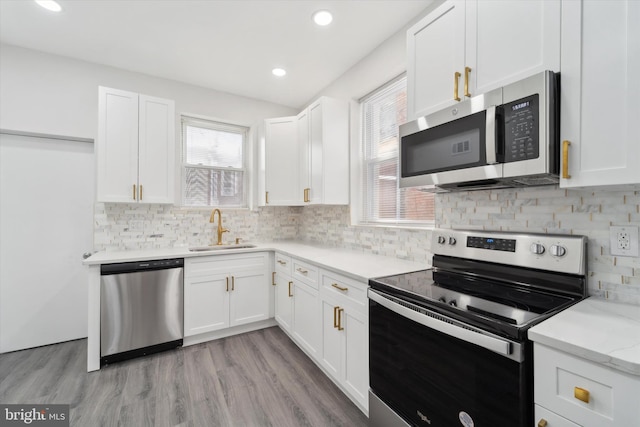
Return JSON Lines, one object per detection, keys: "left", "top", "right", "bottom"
{"left": 368, "top": 289, "right": 514, "bottom": 357}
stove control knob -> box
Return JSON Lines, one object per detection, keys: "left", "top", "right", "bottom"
{"left": 437, "top": 235, "right": 446, "bottom": 244}
{"left": 448, "top": 237, "right": 457, "bottom": 245}
{"left": 530, "top": 243, "right": 546, "bottom": 255}
{"left": 438, "top": 297, "right": 447, "bottom": 303}
{"left": 448, "top": 299, "right": 457, "bottom": 307}
{"left": 550, "top": 245, "right": 566, "bottom": 257}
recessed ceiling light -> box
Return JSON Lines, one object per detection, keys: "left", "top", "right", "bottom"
{"left": 35, "top": 0, "right": 62, "bottom": 12}
{"left": 272, "top": 68, "right": 287, "bottom": 77}
{"left": 313, "top": 10, "right": 333, "bottom": 26}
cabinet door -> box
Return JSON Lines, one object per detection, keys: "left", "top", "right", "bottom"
{"left": 342, "top": 308, "right": 368, "bottom": 409}
{"left": 184, "top": 273, "right": 230, "bottom": 336}
{"left": 138, "top": 95, "right": 175, "bottom": 204}
{"left": 292, "top": 281, "right": 320, "bottom": 357}
{"left": 297, "top": 109, "right": 311, "bottom": 203}
{"left": 229, "top": 268, "right": 269, "bottom": 327}
{"left": 97, "top": 87, "right": 139, "bottom": 203}
{"left": 320, "top": 298, "right": 342, "bottom": 379}
{"left": 274, "top": 273, "right": 293, "bottom": 332}
{"left": 407, "top": 0, "right": 465, "bottom": 120}
{"left": 264, "top": 117, "right": 300, "bottom": 205}
{"left": 560, "top": 0, "right": 640, "bottom": 188}
{"left": 466, "top": 0, "right": 560, "bottom": 97}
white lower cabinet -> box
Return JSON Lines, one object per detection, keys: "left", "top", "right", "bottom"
{"left": 291, "top": 280, "right": 321, "bottom": 358}
{"left": 319, "top": 270, "right": 369, "bottom": 412}
{"left": 184, "top": 253, "right": 269, "bottom": 337}
{"left": 272, "top": 253, "right": 369, "bottom": 413}
{"left": 534, "top": 343, "right": 640, "bottom": 427}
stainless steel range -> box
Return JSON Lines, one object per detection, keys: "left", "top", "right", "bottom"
{"left": 368, "top": 229, "right": 587, "bottom": 427}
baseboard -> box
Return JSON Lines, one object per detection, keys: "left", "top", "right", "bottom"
{"left": 183, "top": 318, "right": 278, "bottom": 347}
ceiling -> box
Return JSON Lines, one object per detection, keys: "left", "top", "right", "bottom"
{"left": 0, "top": 0, "right": 433, "bottom": 108}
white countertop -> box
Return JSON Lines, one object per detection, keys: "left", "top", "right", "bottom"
{"left": 529, "top": 298, "right": 640, "bottom": 376}
{"left": 83, "top": 241, "right": 429, "bottom": 282}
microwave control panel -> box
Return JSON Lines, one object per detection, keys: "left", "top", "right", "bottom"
{"left": 503, "top": 94, "right": 539, "bottom": 162}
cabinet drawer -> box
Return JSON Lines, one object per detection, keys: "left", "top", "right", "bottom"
{"left": 185, "top": 253, "right": 267, "bottom": 278}
{"left": 320, "top": 270, "right": 367, "bottom": 312}
{"left": 274, "top": 252, "right": 292, "bottom": 275}
{"left": 292, "top": 258, "right": 318, "bottom": 288}
{"left": 535, "top": 405, "right": 579, "bottom": 427}
{"left": 534, "top": 343, "right": 640, "bottom": 427}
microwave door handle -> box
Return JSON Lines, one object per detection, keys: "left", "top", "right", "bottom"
{"left": 485, "top": 105, "right": 497, "bottom": 164}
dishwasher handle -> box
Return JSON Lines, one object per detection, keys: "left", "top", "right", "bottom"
{"left": 100, "top": 258, "right": 184, "bottom": 275}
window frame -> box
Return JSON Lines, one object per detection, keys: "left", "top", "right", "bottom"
{"left": 356, "top": 74, "right": 435, "bottom": 228}
{"left": 180, "top": 115, "right": 249, "bottom": 209}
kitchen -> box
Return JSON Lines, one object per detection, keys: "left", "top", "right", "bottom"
{"left": 1, "top": 0, "right": 639, "bottom": 426}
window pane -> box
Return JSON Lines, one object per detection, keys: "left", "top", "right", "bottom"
{"left": 361, "top": 76, "right": 434, "bottom": 225}
{"left": 184, "top": 167, "right": 244, "bottom": 207}
{"left": 185, "top": 125, "right": 243, "bottom": 168}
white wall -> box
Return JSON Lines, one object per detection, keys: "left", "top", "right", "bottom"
{"left": 0, "top": 44, "right": 298, "bottom": 140}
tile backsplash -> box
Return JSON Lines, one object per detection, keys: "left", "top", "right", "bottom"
{"left": 94, "top": 185, "right": 640, "bottom": 306}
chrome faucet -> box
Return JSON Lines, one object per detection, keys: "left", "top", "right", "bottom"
{"left": 209, "top": 208, "right": 229, "bottom": 245}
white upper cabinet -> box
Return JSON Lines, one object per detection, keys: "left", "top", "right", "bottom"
{"left": 407, "top": 0, "right": 560, "bottom": 121}
{"left": 263, "top": 116, "right": 299, "bottom": 206}
{"left": 262, "top": 96, "right": 349, "bottom": 206}
{"left": 560, "top": 0, "right": 640, "bottom": 188}
{"left": 97, "top": 87, "right": 175, "bottom": 204}
{"left": 304, "top": 97, "right": 349, "bottom": 205}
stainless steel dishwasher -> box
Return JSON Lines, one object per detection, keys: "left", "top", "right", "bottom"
{"left": 100, "top": 258, "right": 184, "bottom": 365}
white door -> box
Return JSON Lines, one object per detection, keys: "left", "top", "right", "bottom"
{"left": 274, "top": 273, "right": 293, "bottom": 332}
{"left": 264, "top": 117, "right": 299, "bottom": 205}
{"left": 183, "top": 273, "right": 230, "bottom": 336}
{"left": 229, "top": 268, "right": 269, "bottom": 327}
{"left": 292, "top": 281, "right": 320, "bottom": 357}
{"left": 0, "top": 133, "right": 94, "bottom": 353}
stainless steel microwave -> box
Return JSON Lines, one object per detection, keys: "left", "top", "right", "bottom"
{"left": 399, "top": 70, "right": 559, "bottom": 192}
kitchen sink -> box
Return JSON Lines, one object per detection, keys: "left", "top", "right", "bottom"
{"left": 188, "top": 244, "right": 257, "bottom": 252}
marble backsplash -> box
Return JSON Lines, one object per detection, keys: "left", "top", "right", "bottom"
{"left": 94, "top": 185, "right": 640, "bottom": 305}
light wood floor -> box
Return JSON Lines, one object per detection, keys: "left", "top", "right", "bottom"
{"left": 0, "top": 326, "right": 368, "bottom": 427}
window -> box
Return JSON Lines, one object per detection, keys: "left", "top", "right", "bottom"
{"left": 360, "top": 76, "right": 434, "bottom": 226}
{"left": 182, "top": 116, "right": 247, "bottom": 207}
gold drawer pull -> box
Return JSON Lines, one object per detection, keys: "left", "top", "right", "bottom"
{"left": 225, "top": 277, "right": 229, "bottom": 292}
{"left": 277, "top": 260, "right": 287, "bottom": 265}
{"left": 288, "top": 281, "right": 293, "bottom": 297}
{"left": 333, "top": 306, "right": 339, "bottom": 328}
{"left": 139, "top": 184, "right": 143, "bottom": 201}
{"left": 331, "top": 283, "right": 348, "bottom": 292}
{"left": 562, "top": 140, "right": 571, "bottom": 179}
{"left": 538, "top": 419, "right": 548, "bottom": 427}
{"left": 296, "top": 268, "right": 308, "bottom": 274}
{"left": 574, "top": 386, "right": 590, "bottom": 403}
{"left": 272, "top": 272, "right": 276, "bottom": 286}
{"left": 454, "top": 71, "right": 461, "bottom": 101}
{"left": 464, "top": 66, "right": 471, "bottom": 97}
{"left": 133, "top": 184, "right": 137, "bottom": 201}
{"left": 337, "top": 308, "right": 344, "bottom": 331}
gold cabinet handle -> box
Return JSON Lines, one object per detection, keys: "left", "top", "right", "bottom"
{"left": 272, "top": 272, "right": 276, "bottom": 286}
{"left": 574, "top": 386, "right": 590, "bottom": 403}
{"left": 277, "top": 260, "right": 287, "bottom": 265}
{"left": 265, "top": 191, "right": 269, "bottom": 204}
{"left": 454, "top": 72, "right": 461, "bottom": 101}
{"left": 226, "top": 277, "right": 229, "bottom": 292}
{"left": 337, "top": 308, "right": 344, "bottom": 331}
{"left": 304, "top": 188, "right": 310, "bottom": 203}
{"left": 331, "top": 283, "right": 348, "bottom": 292}
{"left": 333, "top": 306, "right": 339, "bottom": 328}
{"left": 562, "top": 140, "right": 571, "bottom": 179}
{"left": 296, "top": 268, "right": 308, "bottom": 274}
{"left": 538, "top": 419, "right": 548, "bottom": 427}
{"left": 231, "top": 276, "right": 235, "bottom": 291}
{"left": 464, "top": 66, "right": 472, "bottom": 97}
{"left": 133, "top": 184, "right": 137, "bottom": 201}
{"left": 288, "top": 281, "right": 293, "bottom": 297}
{"left": 139, "top": 184, "right": 143, "bottom": 201}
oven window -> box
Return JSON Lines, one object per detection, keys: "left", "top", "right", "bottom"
{"left": 370, "top": 299, "right": 530, "bottom": 426}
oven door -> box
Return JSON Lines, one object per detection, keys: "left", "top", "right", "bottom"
{"left": 368, "top": 289, "right": 531, "bottom": 427}
{"left": 399, "top": 87, "right": 504, "bottom": 189}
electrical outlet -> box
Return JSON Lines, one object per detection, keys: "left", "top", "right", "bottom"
{"left": 128, "top": 220, "right": 144, "bottom": 232}
{"left": 610, "top": 226, "right": 639, "bottom": 257}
